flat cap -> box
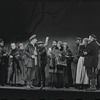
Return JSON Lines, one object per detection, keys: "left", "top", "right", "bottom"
{"left": 37, "top": 41, "right": 44, "bottom": 44}
{"left": 29, "top": 34, "right": 37, "bottom": 41}
{"left": 63, "top": 42, "right": 68, "bottom": 45}
{"left": 76, "top": 37, "right": 82, "bottom": 40}
{"left": 90, "top": 34, "right": 97, "bottom": 39}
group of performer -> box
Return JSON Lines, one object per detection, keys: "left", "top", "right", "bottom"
{"left": 0, "top": 34, "right": 100, "bottom": 90}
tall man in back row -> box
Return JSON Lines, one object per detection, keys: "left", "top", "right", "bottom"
{"left": 25, "top": 34, "right": 38, "bottom": 88}
{"left": 38, "top": 41, "right": 47, "bottom": 88}
{"left": 84, "top": 34, "right": 99, "bottom": 90}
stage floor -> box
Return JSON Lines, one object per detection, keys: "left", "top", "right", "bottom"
{"left": 0, "top": 86, "right": 100, "bottom": 100}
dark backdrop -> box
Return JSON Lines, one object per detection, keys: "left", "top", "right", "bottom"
{"left": 0, "top": 1, "right": 100, "bottom": 50}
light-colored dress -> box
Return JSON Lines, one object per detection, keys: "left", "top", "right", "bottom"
{"left": 76, "top": 57, "right": 88, "bottom": 84}
{"left": 76, "top": 45, "right": 89, "bottom": 84}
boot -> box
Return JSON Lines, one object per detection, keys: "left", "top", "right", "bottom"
{"left": 86, "top": 79, "right": 96, "bottom": 91}
{"left": 26, "top": 81, "right": 30, "bottom": 88}
{"left": 29, "top": 81, "right": 34, "bottom": 88}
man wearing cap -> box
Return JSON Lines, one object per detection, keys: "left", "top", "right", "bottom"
{"left": 73, "top": 37, "right": 82, "bottom": 86}
{"left": 84, "top": 34, "right": 99, "bottom": 90}
{"left": 37, "top": 41, "right": 47, "bottom": 88}
{"left": 25, "top": 34, "right": 38, "bottom": 88}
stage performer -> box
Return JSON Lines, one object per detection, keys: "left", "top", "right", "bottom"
{"left": 76, "top": 38, "right": 89, "bottom": 89}
{"left": 24, "top": 34, "right": 37, "bottom": 88}
{"left": 0, "top": 39, "right": 8, "bottom": 86}
{"left": 72, "top": 37, "right": 82, "bottom": 85}
{"left": 55, "top": 41, "right": 67, "bottom": 88}
{"left": 63, "top": 42, "right": 73, "bottom": 88}
{"left": 8, "top": 43, "right": 21, "bottom": 85}
{"left": 37, "top": 41, "right": 47, "bottom": 88}
{"left": 18, "top": 43, "right": 26, "bottom": 85}
{"left": 84, "top": 34, "right": 99, "bottom": 91}
{"left": 47, "top": 40, "right": 58, "bottom": 87}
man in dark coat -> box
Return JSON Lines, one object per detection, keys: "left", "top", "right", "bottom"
{"left": 84, "top": 34, "right": 99, "bottom": 90}
{"left": 8, "top": 43, "right": 21, "bottom": 85}
{"left": 38, "top": 41, "right": 47, "bottom": 88}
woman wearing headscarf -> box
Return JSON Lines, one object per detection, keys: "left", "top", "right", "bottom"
{"left": 76, "top": 38, "right": 89, "bottom": 89}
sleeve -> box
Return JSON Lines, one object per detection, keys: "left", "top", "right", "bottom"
{"left": 84, "top": 43, "right": 92, "bottom": 55}
{"left": 3, "top": 47, "right": 7, "bottom": 54}
{"left": 67, "top": 49, "right": 73, "bottom": 56}
{"left": 24, "top": 44, "right": 32, "bottom": 58}
{"left": 47, "top": 48, "right": 52, "bottom": 56}
{"left": 39, "top": 48, "right": 46, "bottom": 56}
{"left": 77, "top": 45, "right": 84, "bottom": 57}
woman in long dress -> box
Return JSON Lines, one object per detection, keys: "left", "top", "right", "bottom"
{"left": 55, "top": 41, "right": 67, "bottom": 88}
{"left": 76, "top": 38, "right": 89, "bottom": 89}
{"left": 63, "top": 42, "right": 73, "bottom": 87}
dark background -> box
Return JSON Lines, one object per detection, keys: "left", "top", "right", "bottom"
{"left": 0, "top": 0, "right": 100, "bottom": 53}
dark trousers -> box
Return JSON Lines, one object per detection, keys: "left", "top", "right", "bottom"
{"left": 26, "top": 67, "right": 36, "bottom": 85}
{"left": 39, "top": 63, "right": 46, "bottom": 87}
{"left": 0, "top": 65, "right": 8, "bottom": 85}
{"left": 86, "top": 67, "right": 97, "bottom": 88}
{"left": 56, "top": 65, "right": 64, "bottom": 87}
{"left": 0, "top": 57, "right": 8, "bottom": 85}
{"left": 67, "top": 62, "right": 73, "bottom": 86}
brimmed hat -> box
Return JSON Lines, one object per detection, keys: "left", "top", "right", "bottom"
{"left": 76, "top": 37, "right": 82, "bottom": 41}
{"left": 83, "top": 38, "right": 89, "bottom": 43}
{"left": 38, "top": 41, "right": 44, "bottom": 44}
{"left": 90, "top": 34, "right": 97, "bottom": 39}
{"left": 63, "top": 42, "right": 68, "bottom": 45}
{"left": 29, "top": 34, "right": 37, "bottom": 41}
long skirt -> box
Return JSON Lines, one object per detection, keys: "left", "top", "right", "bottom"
{"left": 76, "top": 57, "right": 88, "bottom": 84}
{"left": 48, "top": 66, "right": 57, "bottom": 87}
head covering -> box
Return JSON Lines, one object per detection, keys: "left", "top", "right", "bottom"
{"left": 0, "top": 38, "right": 3, "bottom": 43}
{"left": 76, "top": 37, "right": 82, "bottom": 41}
{"left": 19, "top": 43, "right": 24, "bottom": 47}
{"left": 83, "top": 38, "right": 89, "bottom": 44}
{"left": 38, "top": 41, "right": 44, "bottom": 44}
{"left": 90, "top": 34, "right": 97, "bottom": 40}
{"left": 29, "top": 34, "right": 37, "bottom": 41}
{"left": 63, "top": 42, "right": 68, "bottom": 45}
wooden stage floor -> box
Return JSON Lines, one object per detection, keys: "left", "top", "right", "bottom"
{"left": 0, "top": 86, "right": 100, "bottom": 100}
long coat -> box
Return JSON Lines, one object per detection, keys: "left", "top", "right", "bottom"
{"left": 24, "top": 43, "right": 36, "bottom": 68}
{"left": 18, "top": 49, "right": 27, "bottom": 83}
{"left": 8, "top": 48, "right": 21, "bottom": 84}
{"left": 84, "top": 41, "right": 99, "bottom": 68}
{"left": 24, "top": 42, "right": 37, "bottom": 82}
